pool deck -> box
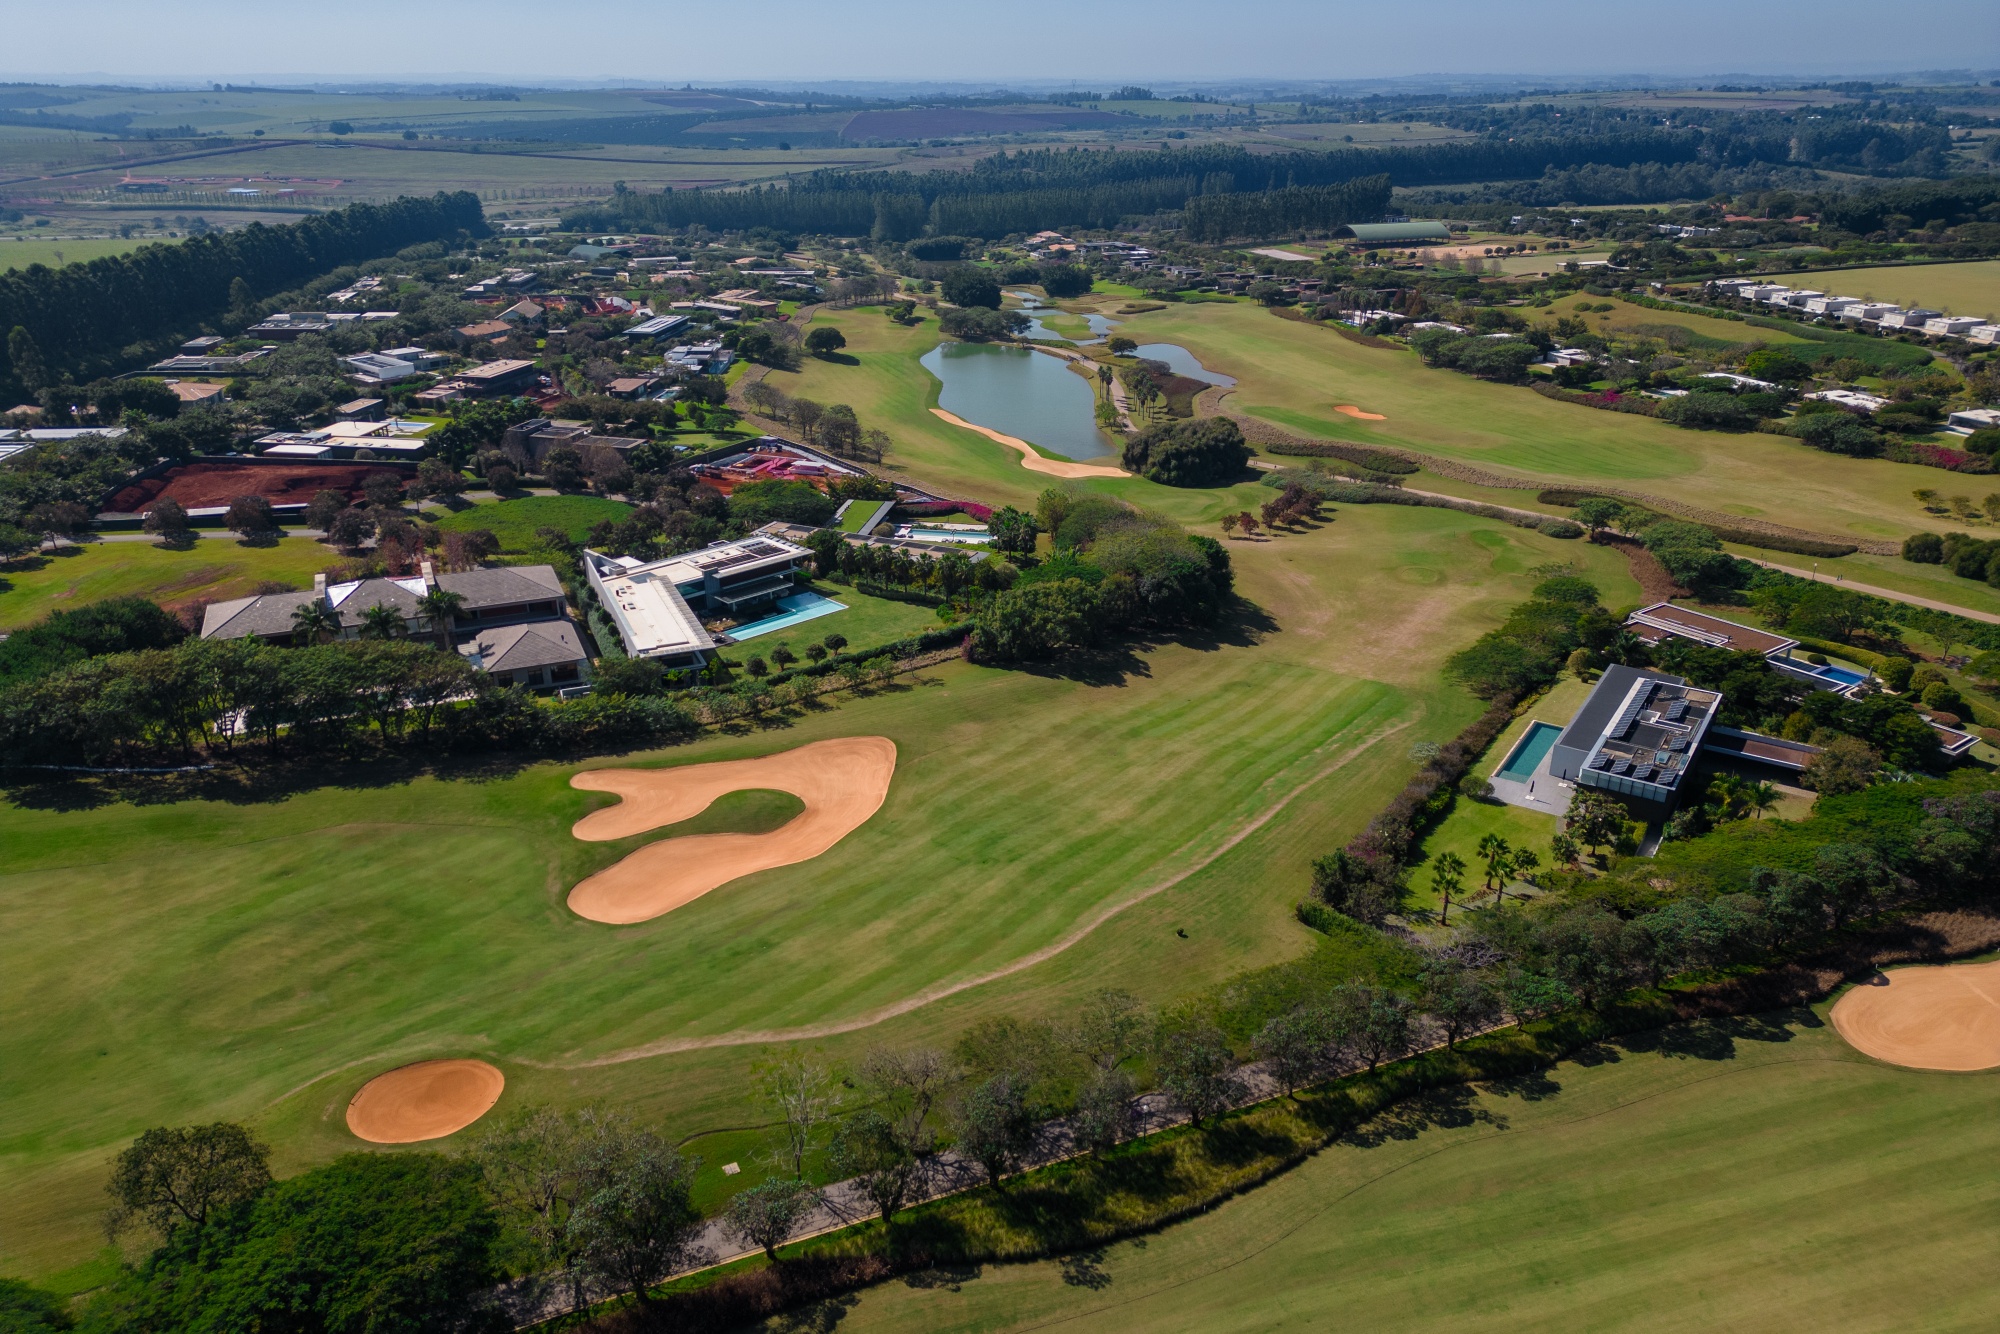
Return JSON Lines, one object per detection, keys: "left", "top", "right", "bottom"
{"left": 1489, "top": 724, "right": 1575, "bottom": 819}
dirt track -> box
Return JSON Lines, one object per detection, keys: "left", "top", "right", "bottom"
{"left": 345, "top": 1059, "right": 505, "bottom": 1143}
{"left": 1830, "top": 960, "right": 2000, "bottom": 1071}
{"left": 927, "top": 408, "right": 1130, "bottom": 479}
{"left": 567, "top": 736, "right": 897, "bottom": 925}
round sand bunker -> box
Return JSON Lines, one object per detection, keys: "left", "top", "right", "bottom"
{"left": 568, "top": 736, "right": 897, "bottom": 925}
{"left": 346, "top": 1059, "right": 505, "bottom": 1143}
{"left": 1830, "top": 961, "right": 2000, "bottom": 1072}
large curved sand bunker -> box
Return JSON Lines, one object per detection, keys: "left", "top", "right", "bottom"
{"left": 346, "top": 1059, "right": 505, "bottom": 1143}
{"left": 1830, "top": 961, "right": 2000, "bottom": 1071}
{"left": 568, "top": 736, "right": 898, "bottom": 924}
{"left": 929, "top": 407, "right": 1130, "bottom": 479}
{"left": 1333, "top": 404, "right": 1387, "bottom": 421}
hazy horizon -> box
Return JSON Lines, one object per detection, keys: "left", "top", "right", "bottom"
{"left": 6, "top": 0, "right": 1995, "bottom": 87}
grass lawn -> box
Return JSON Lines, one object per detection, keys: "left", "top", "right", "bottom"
{"left": 1408, "top": 798, "right": 1562, "bottom": 914}
{"left": 778, "top": 581, "right": 940, "bottom": 654}
{"left": 1110, "top": 299, "right": 1982, "bottom": 546}
{"left": 1725, "top": 544, "right": 2000, "bottom": 621}
{"left": 0, "top": 538, "right": 334, "bottom": 630}
{"left": 431, "top": 494, "right": 633, "bottom": 551}
{"left": 0, "top": 503, "right": 1637, "bottom": 1280}
{"left": 1540, "top": 291, "right": 1811, "bottom": 348}
{"left": 1805, "top": 259, "right": 2000, "bottom": 322}
{"left": 797, "top": 1014, "right": 2000, "bottom": 1334}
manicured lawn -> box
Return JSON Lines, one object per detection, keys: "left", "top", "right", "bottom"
{"left": 0, "top": 504, "right": 1637, "bottom": 1279}
{"left": 1541, "top": 291, "right": 1812, "bottom": 347}
{"left": 801, "top": 1016, "right": 2000, "bottom": 1334}
{"left": 1112, "top": 299, "right": 1981, "bottom": 545}
{"left": 431, "top": 494, "right": 633, "bottom": 551}
{"left": 0, "top": 235, "right": 159, "bottom": 272}
{"left": 0, "top": 538, "right": 334, "bottom": 630}
{"left": 1408, "top": 798, "right": 1562, "bottom": 914}
{"left": 754, "top": 582, "right": 940, "bottom": 657}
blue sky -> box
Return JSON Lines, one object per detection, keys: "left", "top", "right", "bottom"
{"left": 5, "top": 0, "right": 1995, "bottom": 84}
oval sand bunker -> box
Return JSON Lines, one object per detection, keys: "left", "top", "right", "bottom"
{"left": 1830, "top": 960, "right": 2000, "bottom": 1071}
{"left": 568, "top": 736, "right": 897, "bottom": 924}
{"left": 346, "top": 1059, "right": 505, "bottom": 1143}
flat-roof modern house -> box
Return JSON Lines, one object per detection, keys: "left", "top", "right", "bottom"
{"left": 582, "top": 535, "right": 814, "bottom": 664}
{"left": 1550, "top": 665, "right": 1722, "bottom": 820}
{"left": 453, "top": 359, "right": 539, "bottom": 396}
{"left": 1624, "top": 602, "right": 1872, "bottom": 694}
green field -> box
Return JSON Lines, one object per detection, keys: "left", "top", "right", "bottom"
{"left": 431, "top": 494, "right": 633, "bottom": 551}
{"left": 796, "top": 1013, "right": 2000, "bottom": 1334}
{"left": 1804, "top": 260, "right": 2000, "bottom": 323}
{"left": 1540, "top": 291, "right": 1810, "bottom": 347}
{"left": 0, "top": 504, "right": 1637, "bottom": 1282}
{"left": 0, "top": 236, "right": 159, "bottom": 271}
{"left": 0, "top": 537, "right": 335, "bottom": 631}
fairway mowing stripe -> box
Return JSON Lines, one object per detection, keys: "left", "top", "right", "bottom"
{"left": 548, "top": 710, "right": 1414, "bottom": 1068}
{"left": 984, "top": 1048, "right": 1866, "bottom": 1332}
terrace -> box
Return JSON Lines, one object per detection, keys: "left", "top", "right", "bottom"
{"left": 1551, "top": 665, "right": 1720, "bottom": 818}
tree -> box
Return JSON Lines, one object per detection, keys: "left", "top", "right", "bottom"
{"left": 290, "top": 600, "right": 341, "bottom": 646}
{"left": 225, "top": 494, "right": 278, "bottom": 541}
{"left": 0, "top": 1278, "right": 70, "bottom": 1333}
{"left": 416, "top": 588, "right": 466, "bottom": 649}
{"left": 326, "top": 506, "right": 376, "bottom": 552}
{"left": 1069, "top": 988, "right": 1146, "bottom": 1075}
{"left": 1550, "top": 830, "right": 1581, "bottom": 869}
{"left": 759, "top": 1053, "right": 840, "bottom": 1180}
{"left": 104, "top": 1122, "right": 271, "bottom": 1240}
{"left": 1120, "top": 417, "right": 1251, "bottom": 488}
{"left": 822, "top": 632, "right": 847, "bottom": 654}
{"left": 362, "top": 470, "right": 406, "bottom": 510}
{"left": 829, "top": 1110, "right": 919, "bottom": 1223}
{"left": 566, "top": 1126, "right": 704, "bottom": 1309}
{"left": 953, "top": 1073, "right": 1038, "bottom": 1189}
{"left": 1253, "top": 1006, "right": 1331, "bottom": 1095}
{"left": 1071, "top": 1067, "right": 1136, "bottom": 1154}
{"left": 1039, "top": 264, "right": 1093, "bottom": 298}
{"left": 1744, "top": 780, "right": 1780, "bottom": 821}
{"left": 357, "top": 602, "right": 407, "bottom": 640}
{"left": 1334, "top": 986, "right": 1413, "bottom": 1071}
{"left": 8, "top": 325, "right": 46, "bottom": 393}
{"left": 1500, "top": 967, "right": 1575, "bottom": 1028}
{"left": 543, "top": 446, "right": 585, "bottom": 492}
{"left": 1571, "top": 497, "right": 1627, "bottom": 533}
{"left": 1237, "top": 511, "right": 1259, "bottom": 538}
{"left": 1430, "top": 850, "right": 1468, "bottom": 925}
{"left": 1153, "top": 1019, "right": 1236, "bottom": 1125}
{"left": 859, "top": 1046, "right": 953, "bottom": 1158}
{"left": 1802, "top": 735, "right": 1881, "bottom": 795}
{"left": 1476, "top": 833, "right": 1515, "bottom": 903}
{"left": 726, "top": 1178, "right": 814, "bottom": 1262}
{"left": 988, "top": 505, "right": 1040, "bottom": 555}
{"left": 1418, "top": 958, "right": 1499, "bottom": 1048}
{"left": 803, "top": 326, "right": 847, "bottom": 357}
{"left": 303, "top": 488, "right": 347, "bottom": 532}
{"left": 1563, "top": 788, "right": 1627, "bottom": 861}
{"left": 940, "top": 267, "right": 1002, "bottom": 309}
{"left": 416, "top": 456, "right": 465, "bottom": 500}
{"left": 143, "top": 498, "right": 191, "bottom": 545}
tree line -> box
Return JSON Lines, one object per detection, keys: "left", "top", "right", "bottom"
{"left": 0, "top": 191, "right": 487, "bottom": 396}
{"left": 1179, "top": 175, "right": 1392, "bottom": 242}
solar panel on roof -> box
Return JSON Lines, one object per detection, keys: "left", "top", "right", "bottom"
{"left": 1612, "top": 759, "right": 1632, "bottom": 775}
{"left": 1634, "top": 765, "right": 1654, "bottom": 781}
{"left": 1589, "top": 753, "right": 1611, "bottom": 769}
{"left": 1659, "top": 770, "right": 1679, "bottom": 787}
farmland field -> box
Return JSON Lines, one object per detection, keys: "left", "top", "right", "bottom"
{"left": 798, "top": 1014, "right": 2000, "bottom": 1334}
{"left": 0, "top": 235, "right": 158, "bottom": 270}
{"left": 1803, "top": 260, "right": 2000, "bottom": 322}
{"left": 0, "top": 502, "right": 1637, "bottom": 1282}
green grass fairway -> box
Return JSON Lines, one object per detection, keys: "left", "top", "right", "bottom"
{"left": 1107, "top": 300, "right": 1979, "bottom": 545}
{"left": 1541, "top": 292, "right": 1809, "bottom": 348}
{"left": 0, "top": 538, "right": 334, "bottom": 630}
{"left": 1809, "top": 260, "right": 2000, "bottom": 322}
{"left": 0, "top": 505, "right": 1637, "bottom": 1280}
{"left": 795, "top": 1015, "right": 2000, "bottom": 1334}
{"left": 432, "top": 495, "right": 633, "bottom": 550}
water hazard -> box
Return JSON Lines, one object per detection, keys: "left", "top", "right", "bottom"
{"left": 1132, "top": 343, "right": 1236, "bottom": 386}
{"left": 921, "top": 341, "right": 1115, "bottom": 461}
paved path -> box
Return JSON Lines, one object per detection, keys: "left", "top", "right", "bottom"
{"left": 1744, "top": 558, "right": 2000, "bottom": 626}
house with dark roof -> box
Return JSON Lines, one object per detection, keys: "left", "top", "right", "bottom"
{"left": 1624, "top": 602, "right": 1873, "bottom": 695}
{"left": 200, "top": 561, "right": 588, "bottom": 688}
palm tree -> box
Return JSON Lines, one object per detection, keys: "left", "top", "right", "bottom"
{"left": 1475, "top": 833, "right": 1512, "bottom": 894}
{"left": 290, "top": 600, "right": 341, "bottom": 646}
{"left": 1431, "top": 852, "right": 1468, "bottom": 926}
{"left": 1744, "top": 781, "right": 1781, "bottom": 821}
{"left": 415, "top": 588, "right": 466, "bottom": 649}
{"left": 357, "top": 603, "right": 407, "bottom": 640}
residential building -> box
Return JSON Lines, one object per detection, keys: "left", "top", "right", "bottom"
{"left": 1624, "top": 602, "right": 1870, "bottom": 694}
{"left": 1808, "top": 388, "right": 1891, "bottom": 413}
{"left": 456, "top": 621, "right": 591, "bottom": 690}
{"left": 166, "top": 381, "right": 227, "bottom": 407}
{"left": 499, "top": 300, "right": 545, "bottom": 324}
{"left": 456, "top": 320, "right": 515, "bottom": 344}
{"left": 343, "top": 352, "right": 419, "bottom": 385}
{"left": 1544, "top": 348, "right": 1594, "bottom": 367}
{"left": 381, "top": 346, "right": 452, "bottom": 372}
{"left": 1697, "top": 372, "right": 1778, "bottom": 391}
{"left": 334, "top": 397, "right": 386, "bottom": 422}
{"left": 1947, "top": 408, "right": 2000, "bottom": 435}
{"left": 454, "top": 359, "right": 539, "bottom": 396}
{"left": 1967, "top": 325, "right": 2000, "bottom": 346}
{"left": 247, "top": 312, "right": 334, "bottom": 341}
{"left": 622, "top": 314, "right": 693, "bottom": 342}
{"left": 180, "top": 335, "right": 225, "bottom": 354}
{"left": 148, "top": 349, "right": 268, "bottom": 375}
{"left": 1879, "top": 309, "right": 1943, "bottom": 329}
{"left": 579, "top": 550, "right": 716, "bottom": 667}
{"left": 1924, "top": 316, "right": 1984, "bottom": 338}
{"left": 1549, "top": 665, "right": 1720, "bottom": 820}
{"left": 604, "top": 376, "right": 661, "bottom": 400}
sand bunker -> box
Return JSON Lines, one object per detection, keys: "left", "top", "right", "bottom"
{"left": 1830, "top": 961, "right": 2000, "bottom": 1071}
{"left": 929, "top": 408, "right": 1130, "bottom": 479}
{"left": 1334, "top": 405, "right": 1387, "bottom": 421}
{"left": 346, "top": 1059, "right": 505, "bottom": 1143}
{"left": 568, "top": 736, "right": 897, "bottom": 924}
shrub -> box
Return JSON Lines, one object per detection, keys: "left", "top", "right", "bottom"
{"left": 939, "top": 306, "right": 1028, "bottom": 341}
{"left": 1120, "top": 418, "right": 1251, "bottom": 488}
{"left": 940, "top": 267, "right": 1002, "bottom": 309}
{"left": 1965, "top": 429, "right": 2000, "bottom": 458}
{"left": 1904, "top": 532, "right": 1945, "bottom": 564}
{"left": 1786, "top": 413, "right": 1882, "bottom": 457}
{"left": 1264, "top": 440, "right": 1418, "bottom": 474}
{"left": 1538, "top": 519, "right": 1584, "bottom": 538}
{"left": 728, "top": 479, "right": 836, "bottom": 527}
{"left": 1658, "top": 392, "right": 1757, "bottom": 432}
{"left": 1038, "top": 264, "right": 1093, "bottom": 298}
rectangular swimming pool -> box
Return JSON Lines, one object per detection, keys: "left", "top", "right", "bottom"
{"left": 1495, "top": 721, "right": 1564, "bottom": 782}
{"left": 727, "top": 592, "right": 847, "bottom": 641}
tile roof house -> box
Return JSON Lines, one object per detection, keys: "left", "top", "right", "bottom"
{"left": 457, "top": 620, "right": 590, "bottom": 690}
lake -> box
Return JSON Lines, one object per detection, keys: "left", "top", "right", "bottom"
{"left": 920, "top": 341, "right": 1116, "bottom": 461}
{"left": 1007, "top": 291, "right": 1117, "bottom": 344}
{"left": 1133, "top": 343, "right": 1236, "bottom": 386}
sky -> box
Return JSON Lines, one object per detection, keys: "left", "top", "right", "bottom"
{"left": 3, "top": 0, "right": 1995, "bottom": 85}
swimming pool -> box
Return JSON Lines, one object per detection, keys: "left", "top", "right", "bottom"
{"left": 1495, "top": 721, "right": 1564, "bottom": 782}
{"left": 1812, "top": 664, "right": 1868, "bottom": 687}
{"left": 727, "top": 592, "right": 847, "bottom": 641}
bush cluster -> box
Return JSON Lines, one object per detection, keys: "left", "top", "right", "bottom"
{"left": 1120, "top": 418, "right": 1251, "bottom": 487}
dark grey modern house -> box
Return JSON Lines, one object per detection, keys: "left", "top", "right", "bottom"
{"left": 1549, "top": 664, "right": 1721, "bottom": 822}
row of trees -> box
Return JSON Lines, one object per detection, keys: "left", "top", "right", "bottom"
{"left": 0, "top": 192, "right": 486, "bottom": 395}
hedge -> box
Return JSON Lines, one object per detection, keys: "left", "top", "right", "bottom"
{"left": 1262, "top": 439, "right": 1419, "bottom": 474}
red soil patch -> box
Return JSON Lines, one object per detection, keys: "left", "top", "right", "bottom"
{"left": 107, "top": 462, "right": 406, "bottom": 513}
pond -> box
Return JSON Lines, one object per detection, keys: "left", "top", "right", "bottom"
{"left": 1007, "top": 291, "right": 1117, "bottom": 344}
{"left": 1132, "top": 342, "right": 1236, "bottom": 386}
{"left": 921, "top": 341, "right": 1116, "bottom": 461}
